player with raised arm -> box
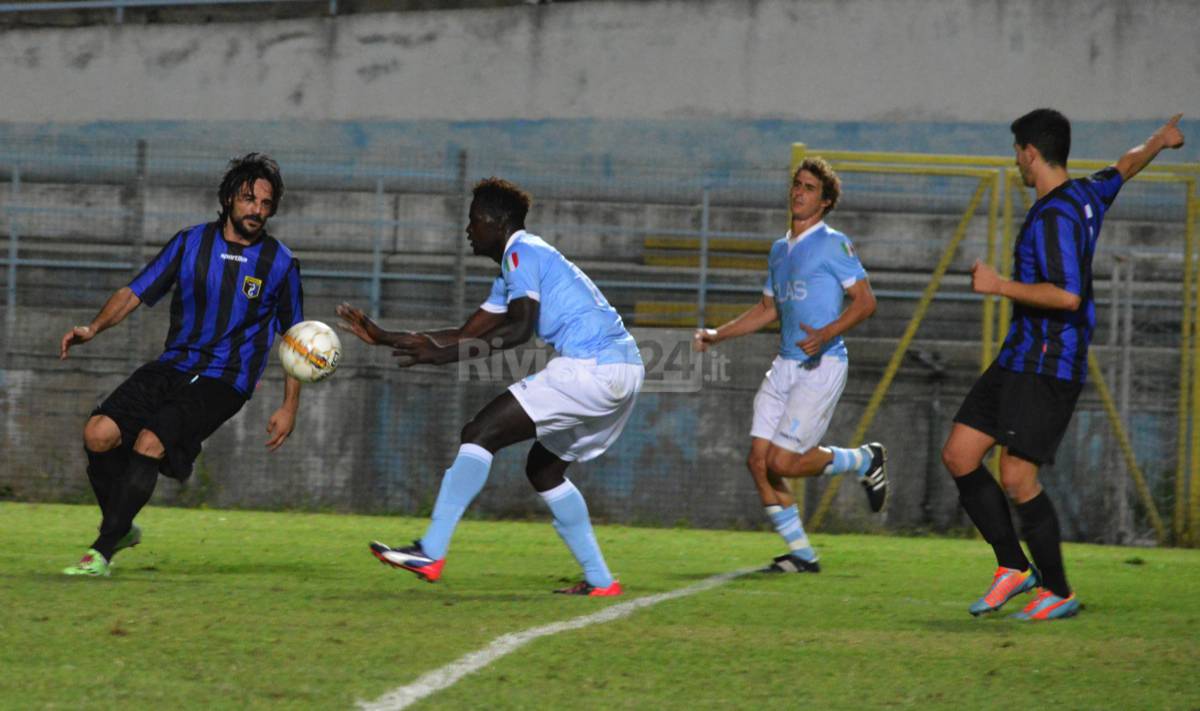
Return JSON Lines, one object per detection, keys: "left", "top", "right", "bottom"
{"left": 337, "top": 177, "right": 643, "bottom": 596}
{"left": 943, "top": 111, "right": 1185, "bottom": 620}
{"left": 60, "top": 153, "right": 305, "bottom": 577}
{"left": 692, "top": 157, "right": 887, "bottom": 574}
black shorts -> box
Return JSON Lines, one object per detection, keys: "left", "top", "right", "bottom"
{"left": 92, "top": 361, "right": 247, "bottom": 481}
{"left": 953, "top": 360, "right": 1082, "bottom": 466}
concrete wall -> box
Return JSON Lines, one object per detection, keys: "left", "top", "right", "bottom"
{"left": 0, "top": 313, "right": 1175, "bottom": 543}
{"left": 2, "top": 0, "right": 1197, "bottom": 123}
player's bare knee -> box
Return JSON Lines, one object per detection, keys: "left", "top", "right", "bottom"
{"left": 766, "top": 447, "right": 801, "bottom": 477}
{"left": 941, "top": 444, "right": 975, "bottom": 477}
{"left": 132, "top": 429, "right": 165, "bottom": 459}
{"left": 526, "top": 466, "right": 564, "bottom": 492}
{"left": 460, "top": 419, "right": 484, "bottom": 446}
{"left": 746, "top": 452, "right": 768, "bottom": 478}
{"left": 999, "top": 473, "right": 1037, "bottom": 502}
{"left": 83, "top": 416, "right": 121, "bottom": 452}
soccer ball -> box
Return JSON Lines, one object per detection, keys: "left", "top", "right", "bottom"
{"left": 278, "top": 320, "right": 342, "bottom": 383}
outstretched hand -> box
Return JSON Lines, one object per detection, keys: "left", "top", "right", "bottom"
{"left": 59, "top": 325, "right": 95, "bottom": 360}
{"left": 265, "top": 407, "right": 296, "bottom": 452}
{"left": 335, "top": 303, "right": 388, "bottom": 346}
{"left": 1155, "top": 114, "right": 1186, "bottom": 150}
{"left": 392, "top": 333, "right": 441, "bottom": 367}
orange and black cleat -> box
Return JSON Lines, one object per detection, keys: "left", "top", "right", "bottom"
{"left": 369, "top": 540, "right": 445, "bottom": 582}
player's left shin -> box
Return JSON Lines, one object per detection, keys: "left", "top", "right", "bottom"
{"left": 91, "top": 452, "right": 158, "bottom": 561}
{"left": 420, "top": 444, "right": 493, "bottom": 560}
{"left": 84, "top": 446, "right": 128, "bottom": 519}
{"left": 1017, "top": 491, "right": 1071, "bottom": 598}
{"left": 821, "top": 444, "right": 873, "bottom": 477}
{"left": 539, "top": 479, "right": 613, "bottom": 588}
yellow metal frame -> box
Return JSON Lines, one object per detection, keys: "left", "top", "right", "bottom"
{"left": 790, "top": 144, "right": 1200, "bottom": 544}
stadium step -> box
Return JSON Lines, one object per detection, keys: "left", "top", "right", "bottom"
{"left": 643, "top": 235, "right": 770, "bottom": 270}
{"left": 632, "top": 300, "right": 779, "bottom": 329}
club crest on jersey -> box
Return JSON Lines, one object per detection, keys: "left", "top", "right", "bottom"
{"left": 242, "top": 276, "right": 264, "bottom": 299}
{"left": 503, "top": 251, "right": 519, "bottom": 273}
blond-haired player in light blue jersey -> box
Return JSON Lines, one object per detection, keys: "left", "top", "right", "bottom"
{"left": 694, "top": 158, "right": 888, "bottom": 573}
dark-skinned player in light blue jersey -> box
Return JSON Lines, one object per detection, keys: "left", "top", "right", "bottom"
{"left": 60, "top": 153, "right": 305, "bottom": 577}
{"left": 943, "top": 111, "right": 1186, "bottom": 620}
{"left": 337, "top": 177, "right": 643, "bottom": 596}
{"left": 693, "top": 157, "right": 888, "bottom": 574}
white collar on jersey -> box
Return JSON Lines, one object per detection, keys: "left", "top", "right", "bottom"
{"left": 504, "top": 229, "right": 529, "bottom": 253}
{"left": 786, "top": 221, "right": 826, "bottom": 247}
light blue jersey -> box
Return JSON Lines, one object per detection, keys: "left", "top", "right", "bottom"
{"left": 482, "top": 230, "right": 641, "bottom": 365}
{"left": 763, "top": 222, "right": 868, "bottom": 363}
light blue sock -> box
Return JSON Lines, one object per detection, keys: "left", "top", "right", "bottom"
{"left": 822, "top": 445, "right": 871, "bottom": 478}
{"left": 540, "top": 479, "right": 613, "bottom": 588}
{"left": 766, "top": 504, "right": 817, "bottom": 562}
{"left": 420, "top": 444, "right": 493, "bottom": 560}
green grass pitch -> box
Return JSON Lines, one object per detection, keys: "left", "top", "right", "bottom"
{"left": 2, "top": 502, "right": 1198, "bottom": 710}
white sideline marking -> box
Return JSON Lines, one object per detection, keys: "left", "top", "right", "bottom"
{"left": 357, "top": 568, "right": 755, "bottom": 711}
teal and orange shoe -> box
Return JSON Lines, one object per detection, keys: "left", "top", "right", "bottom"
{"left": 969, "top": 566, "right": 1039, "bottom": 616}
{"left": 1010, "top": 589, "right": 1080, "bottom": 621}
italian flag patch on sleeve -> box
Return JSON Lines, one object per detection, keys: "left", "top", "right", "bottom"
{"left": 504, "top": 251, "right": 519, "bottom": 273}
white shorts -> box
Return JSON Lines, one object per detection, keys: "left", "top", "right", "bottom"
{"left": 750, "top": 355, "right": 849, "bottom": 454}
{"left": 508, "top": 356, "right": 645, "bottom": 462}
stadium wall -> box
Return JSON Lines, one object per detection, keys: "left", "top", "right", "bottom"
{"left": 0, "top": 0, "right": 1198, "bottom": 165}
{"left": 1, "top": 0, "right": 1197, "bottom": 123}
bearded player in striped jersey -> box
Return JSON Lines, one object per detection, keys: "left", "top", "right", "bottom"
{"left": 59, "top": 153, "right": 305, "bottom": 577}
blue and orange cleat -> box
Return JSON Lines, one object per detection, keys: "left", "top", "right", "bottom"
{"left": 1010, "top": 589, "right": 1080, "bottom": 621}
{"left": 369, "top": 540, "right": 445, "bottom": 582}
{"left": 554, "top": 580, "right": 623, "bottom": 597}
{"left": 969, "top": 566, "right": 1039, "bottom": 616}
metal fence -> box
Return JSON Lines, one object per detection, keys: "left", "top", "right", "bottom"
{"left": 1, "top": 136, "right": 1195, "bottom": 545}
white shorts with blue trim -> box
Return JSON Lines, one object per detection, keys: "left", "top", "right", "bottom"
{"left": 508, "top": 356, "right": 645, "bottom": 462}
{"left": 750, "top": 355, "right": 848, "bottom": 453}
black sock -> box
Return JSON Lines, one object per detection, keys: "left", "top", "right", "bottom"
{"left": 954, "top": 466, "right": 1029, "bottom": 571}
{"left": 85, "top": 447, "right": 128, "bottom": 519}
{"left": 1017, "top": 491, "right": 1071, "bottom": 598}
{"left": 91, "top": 452, "right": 159, "bottom": 561}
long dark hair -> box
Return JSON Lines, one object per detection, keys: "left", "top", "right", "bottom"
{"left": 217, "top": 152, "right": 284, "bottom": 220}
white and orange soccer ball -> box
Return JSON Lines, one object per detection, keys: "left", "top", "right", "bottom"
{"left": 278, "top": 320, "right": 341, "bottom": 383}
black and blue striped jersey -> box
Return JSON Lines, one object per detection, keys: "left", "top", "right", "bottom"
{"left": 129, "top": 222, "right": 304, "bottom": 396}
{"left": 997, "top": 167, "right": 1124, "bottom": 382}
